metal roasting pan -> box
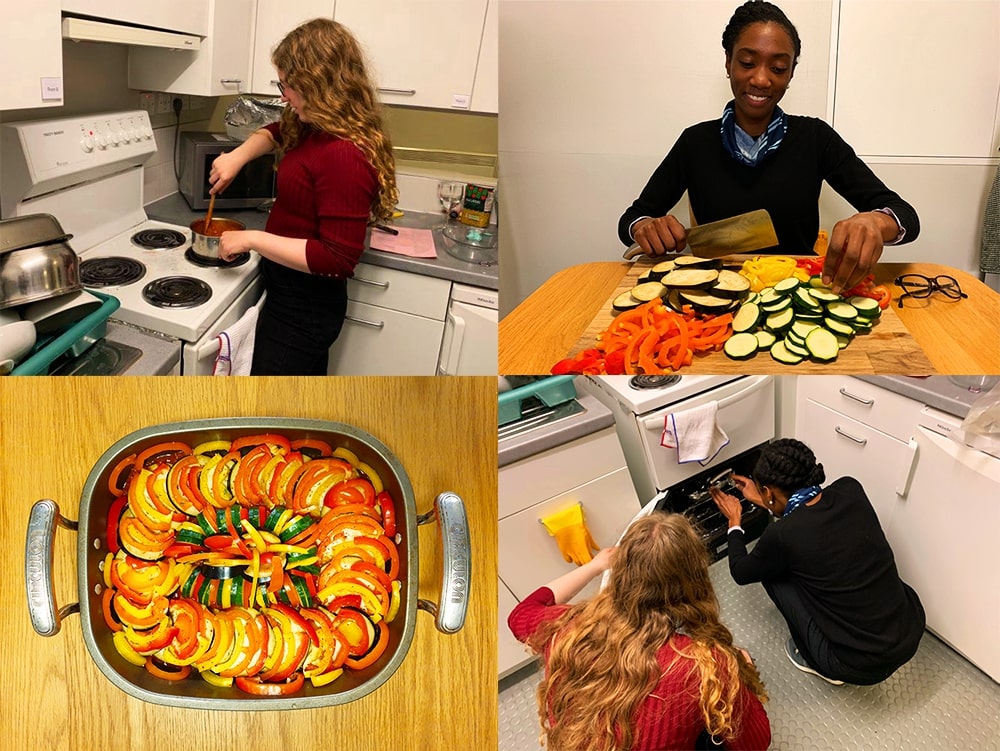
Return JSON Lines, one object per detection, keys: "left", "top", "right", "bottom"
{"left": 24, "top": 417, "right": 470, "bottom": 710}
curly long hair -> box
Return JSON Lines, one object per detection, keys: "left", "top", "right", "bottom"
{"left": 525, "top": 513, "right": 767, "bottom": 751}
{"left": 271, "top": 18, "right": 398, "bottom": 223}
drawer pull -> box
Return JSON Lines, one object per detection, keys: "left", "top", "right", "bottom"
{"left": 378, "top": 87, "right": 417, "bottom": 96}
{"left": 839, "top": 387, "right": 874, "bottom": 406}
{"left": 345, "top": 314, "right": 385, "bottom": 330}
{"left": 834, "top": 426, "right": 868, "bottom": 446}
{"left": 352, "top": 276, "right": 390, "bottom": 290}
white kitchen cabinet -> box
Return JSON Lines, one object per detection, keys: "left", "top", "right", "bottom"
{"left": 326, "top": 263, "right": 451, "bottom": 375}
{"left": 0, "top": 0, "right": 63, "bottom": 111}
{"left": 334, "top": 0, "right": 494, "bottom": 112}
{"left": 499, "top": 580, "right": 530, "bottom": 680}
{"left": 470, "top": 0, "right": 498, "bottom": 114}
{"left": 834, "top": 0, "right": 1000, "bottom": 157}
{"left": 247, "top": 0, "right": 335, "bottom": 96}
{"left": 61, "top": 0, "right": 209, "bottom": 36}
{"left": 128, "top": 0, "right": 253, "bottom": 96}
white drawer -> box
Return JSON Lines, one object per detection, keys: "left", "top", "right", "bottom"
{"left": 498, "top": 579, "right": 533, "bottom": 679}
{"left": 796, "top": 376, "right": 922, "bottom": 442}
{"left": 327, "top": 300, "right": 444, "bottom": 375}
{"left": 499, "top": 427, "right": 629, "bottom": 519}
{"left": 498, "top": 466, "right": 642, "bottom": 602}
{"left": 348, "top": 263, "right": 451, "bottom": 320}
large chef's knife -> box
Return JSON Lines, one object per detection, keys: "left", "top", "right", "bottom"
{"left": 623, "top": 209, "right": 779, "bottom": 259}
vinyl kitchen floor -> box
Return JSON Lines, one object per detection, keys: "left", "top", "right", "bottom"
{"left": 498, "top": 558, "right": 1000, "bottom": 751}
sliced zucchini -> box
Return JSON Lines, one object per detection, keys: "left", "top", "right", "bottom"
{"left": 785, "top": 330, "right": 808, "bottom": 349}
{"left": 773, "top": 277, "right": 800, "bottom": 296}
{"left": 823, "top": 317, "right": 855, "bottom": 337}
{"left": 760, "top": 295, "right": 793, "bottom": 314}
{"left": 835, "top": 333, "right": 852, "bottom": 349}
{"left": 612, "top": 290, "right": 642, "bottom": 312}
{"left": 795, "top": 313, "right": 825, "bottom": 323}
{"left": 790, "top": 320, "right": 820, "bottom": 340}
{"left": 659, "top": 268, "right": 720, "bottom": 288}
{"left": 673, "top": 256, "right": 723, "bottom": 270}
{"left": 770, "top": 340, "right": 803, "bottom": 365}
{"left": 630, "top": 281, "right": 667, "bottom": 302}
{"left": 825, "top": 301, "right": 859, "bottom": 323}
{"left": 757, "top": 287, "right": 780, "bottom": 305}
{"left": 793, "top": 288, "right": 824, "bottom": 313}
{"left": 808, "top": 275, "right": 830, "bottom": 288}
{"left": 731, "top": 302, "right": 762, "bottom": 333}
{"left": 744, "top": 292, "right": 761, "bottom": 306}
{"left": 764, "top": 307, "right": 795, "bottom": 335}
{"left": 712, "top": 269, "right": 752, "bottom": 299}
{"left": 723, "top": 332, "right": 759, "bottom": 360}
{"left": 808, "top": 288, "right": 841, "bottom": 304}
{"left": 848, "top": 296, "right": 882, "bottom": 318}
{"left": 805, "top": 327, "right": 840, "bottom": 362}
{"left": 754, "top": 329, "right": 777, "bottom": 350}
{"left": 784, "top": 338, "right": 811, "bottom": 358}
{"left": 648, "top": 260, "right": 676, "bottom": 281}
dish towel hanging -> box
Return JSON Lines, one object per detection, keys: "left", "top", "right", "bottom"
{"left": 981, "top": 162, "right": 1000, "bottom": 275}
{"left": 661, "top": 401, "right": 730, "bottom": 465}
{"left": 213, "top": 292, "right": 265, "bottom": 376}
{"left": 599, "top": 490, "right": 668, "bottom": 591}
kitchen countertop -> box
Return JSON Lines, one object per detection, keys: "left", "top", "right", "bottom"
{"left": 0, "top": 377, "right": 496, "bottom": 751}
{"left": 499, "top": 260, "right": 1000, "bottom": 374}
{"left": 855, "top": 375, "right": 998, "bottom": 419}
{"left": 146, "top": 194, "right": 499, "bottom": 291}
{"left": 498, "top": 386, "right": 615, "bottom": 466}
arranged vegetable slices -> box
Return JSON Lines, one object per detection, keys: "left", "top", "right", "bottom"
{"left": 102, "top": 434, "right": 402, "bottom": 696}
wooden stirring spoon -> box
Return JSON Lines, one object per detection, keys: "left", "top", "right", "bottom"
{"left": 203, "top": 193, "right": 216, "bottom": 229}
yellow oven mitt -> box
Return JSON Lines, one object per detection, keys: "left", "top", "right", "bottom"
{"left": 540, "top": 504, "right": 600, "bottom": 566}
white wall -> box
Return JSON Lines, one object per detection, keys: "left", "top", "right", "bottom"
{"left": 499, "top": 0, "right": 1000, "bottom": 316}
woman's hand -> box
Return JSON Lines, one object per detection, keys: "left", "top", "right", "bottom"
{"left": 823, "top": 211, "right": 897, "bottom": 293}
{"left": 632, "top": 215, "right": 687, "bottom": 256}
{"left": 709, "top": 486, "right": 743, "bottom": 527}
{"left": 218, "top": 230, "right": 255, "bottom": 262}
{"left": 731, "top": 474, "right": 762, "bottom": 505}
{"left": 209, "top": 150, "right": 244, "bottom": 196}
{"left": 588, "top": 546, "right": 617, "bottom": 574}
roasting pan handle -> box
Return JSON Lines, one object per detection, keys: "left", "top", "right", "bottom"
{"left": 25, "top": 499, "right": 80, "bottom": 637}
{"left": 416, "top": 492, "right": 470, "bottom": 634}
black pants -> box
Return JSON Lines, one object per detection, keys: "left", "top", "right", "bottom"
{"left": 763, "top": 578, "right": 898, "bottom": 685}
{"left": 251, "top": 259, "right": 348, "bottom": 375}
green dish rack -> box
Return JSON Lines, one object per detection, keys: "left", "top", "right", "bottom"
{"left": 11, "top": 290, "right": 121, "bottom": 375}
{"left": 498, "top": 376, "right": 578, "bottom": 426}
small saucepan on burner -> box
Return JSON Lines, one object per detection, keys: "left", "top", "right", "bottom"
{"left": 189, "top": 217, "right": 246, "bottom": 261}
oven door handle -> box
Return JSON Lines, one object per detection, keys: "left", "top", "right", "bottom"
{"left": 637, "top": 375, "right": 772, "bottom": 431}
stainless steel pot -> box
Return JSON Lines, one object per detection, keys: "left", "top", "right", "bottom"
{"left": 25, "top": 417, "right": 470, "bottom": 710}
{"left": 189, "top": 217, "right": 245, "bottom": 261}
{"left": 1, "top": 214, "right": 82, "bottom": 309}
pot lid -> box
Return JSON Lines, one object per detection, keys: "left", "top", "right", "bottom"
{"left": 0, "top": 213, "right": 74, "bottom": 255}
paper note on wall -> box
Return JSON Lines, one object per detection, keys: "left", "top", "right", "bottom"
{"left": 369, "top": 227, "right": 438, "bottom": 258}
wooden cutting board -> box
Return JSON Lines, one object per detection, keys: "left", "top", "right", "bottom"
{"left": 568, "top": 261, "right": 936, "bottom": 374}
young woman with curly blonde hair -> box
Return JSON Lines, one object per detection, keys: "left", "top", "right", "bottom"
{"left": 210, "top": 18, "right": 399, "bottom": 374}
{"left": 508, "top": 513, "right": 771, "bottom": 751}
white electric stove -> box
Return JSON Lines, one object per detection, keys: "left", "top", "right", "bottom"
{"left": 1, "top": 110, "right": 262, "bottom": 374}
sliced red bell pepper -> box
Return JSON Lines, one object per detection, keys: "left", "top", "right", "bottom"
{"left": 234, "top": 672, "right": 305, "bottom": 696}
{"left": 106, "top": 495, "right": 128, "bottom": 554}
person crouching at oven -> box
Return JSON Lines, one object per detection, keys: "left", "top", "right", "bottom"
{"left": 710, "top": 438, "right": 925, "bottom": 686}
{"left": 508, "top": 513, "right": 772, "bottom": 751}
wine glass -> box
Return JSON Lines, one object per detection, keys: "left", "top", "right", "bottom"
{"left": 436, "top": 181, "right": 465, "bottom": 229}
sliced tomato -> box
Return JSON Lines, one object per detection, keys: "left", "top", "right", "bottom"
{"left": 234, "top": 672, "right": 305, "bottom": 696}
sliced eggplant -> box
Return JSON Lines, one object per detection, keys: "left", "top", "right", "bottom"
{"left": 711, "top": 269, "right": 752, "bottom": 299}
{"left": 663, "top": 289, "right": 687, "bottom": 313}
{"left": 612, "top": 291, "right": 641, "bottom": 313}
{"left": 659, "top": 268, "right": 720, "bottom": 288}
{"left": 672, "top": 256, "right": 723, "bottom": 270}
{"left": 678, "top": 289, "right": 737, "bottom": 311}
{"left": 647, "top": 260, "right": 676, "bottom": 281}
{"left": 630, "top": 281, "right": 667, "bottom": 302}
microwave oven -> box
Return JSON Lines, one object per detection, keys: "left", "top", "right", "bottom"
{"left": 178, "top": 131, "right": 276, "bottom": 210}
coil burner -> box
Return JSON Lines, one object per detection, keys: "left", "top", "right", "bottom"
{"left": 629, "top": 375, "right": 682, "bottom": 390}
{"left": 142, "top": 276, "right": 213, "bottom": 309}
{"left": 79, "top": 256, "right": 147, "bottom": 287}
{"left": 184, "top": 248, "right": 251, "bottom": 269}
{"left": 131, "top": 229, "right": 187, "bottom": 250}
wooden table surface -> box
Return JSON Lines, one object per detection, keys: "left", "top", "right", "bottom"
{"left": 0, "top": 377, "right": 497, "bottom": 751}
{"left": 499, "top": 261, "right": 1000, "bottom": 375}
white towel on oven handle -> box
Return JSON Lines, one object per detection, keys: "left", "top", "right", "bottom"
{"left": 213, "top": 292, "right": 265, "bottom": 376}
{"left": 661, "top": 400, "right": 730, "bottom": 466}
{"left": 599, "top": 490, "right": 668, "bottom": 592}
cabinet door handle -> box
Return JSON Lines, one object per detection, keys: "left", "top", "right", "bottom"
{"left": 345, "top": 314, "right": 385, "bottom": 330}
{"left": 834, "top": 426, "right": 868, "bottom": 446}
{"left": 352, "top": 276, "right": 390, "bottom": 289}
{"left": 220, "top": 78, "right": 243, "bottom": 84}
{"left": 895, "top": 436, "right": 919, "bottom": 498}
{"left": 378, "top": 87, "right": 417, "bottom": 96}
{"left": 838, "top": 387, "right": 874, "bottom": 406}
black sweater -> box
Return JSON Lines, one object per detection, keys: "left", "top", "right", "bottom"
{"left": 726, "top": 477, "right": 925, "bottom": 670}
{"left": 618, "top": 116, "right": 920, "bottom": 254}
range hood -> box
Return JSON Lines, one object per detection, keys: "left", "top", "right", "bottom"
{"left": 61, "top": 16, "right": 200, "bottom": 50}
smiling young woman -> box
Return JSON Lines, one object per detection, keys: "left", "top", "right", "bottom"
{"left": 619, "top": 0, "right": 919, "bottom": 295}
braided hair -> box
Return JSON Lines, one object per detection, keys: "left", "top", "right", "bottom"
{"left": 753, "top": 438, "right": 825, "bottom": 494}
{"left": 722, "top": 1, "right": 802, "bottom": 64}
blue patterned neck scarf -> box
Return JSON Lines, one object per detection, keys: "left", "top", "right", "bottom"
{"left": 720, "top": 100, "right": 787, "bottom": 167}
{"left": 782, "top": 485, "right": 822, "bottom": 517}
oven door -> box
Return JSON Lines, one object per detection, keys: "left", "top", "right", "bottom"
{"left": 183, "top": 275, "right": 265, "bottom": 375}
{"left": 634, "top": 375, "right": 775, "bottom": 493}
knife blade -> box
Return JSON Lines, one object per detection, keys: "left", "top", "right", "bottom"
{"left": 622, "top": 209, "right": 778, "bottom": 260}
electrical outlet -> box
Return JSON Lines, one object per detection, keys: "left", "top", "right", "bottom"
{"left": 138, "top": 92, "right": 156, "bottom": 114}
{"left": 155, "top": 93, "right": 172, "bottom": 115}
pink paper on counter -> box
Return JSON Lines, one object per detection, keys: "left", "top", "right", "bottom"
{"left": 369, "top": 226, "right": 437, "bottom": 258}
